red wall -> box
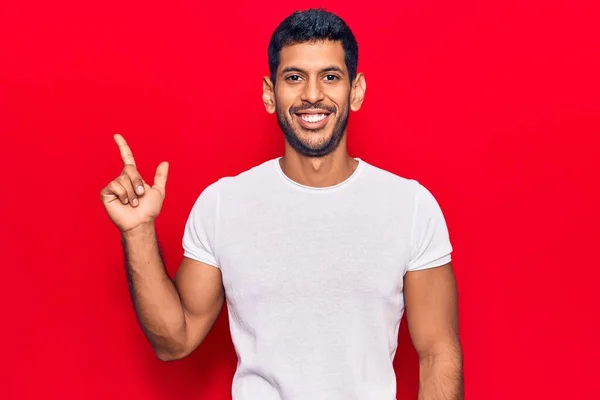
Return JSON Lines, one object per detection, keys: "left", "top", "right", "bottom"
{"left": 2, "top": 1, "right": 599, "bottom": 399}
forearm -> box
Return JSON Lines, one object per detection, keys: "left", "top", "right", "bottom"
{"left": 418, "top": 348, "right": 464, "bottom": 400}
{"left": 121, "top": 223, "right": 187, "bottom": 359}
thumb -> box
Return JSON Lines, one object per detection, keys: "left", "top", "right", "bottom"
{"left": 152, "top": 161, "right": 169, "bottom": 196}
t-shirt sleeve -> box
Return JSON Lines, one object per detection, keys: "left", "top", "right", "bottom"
{"left": 407, "top": 182, "right": 453, "bottom": 271}
{"left": 182, "top": 181, "right": 220, "bottom": 268}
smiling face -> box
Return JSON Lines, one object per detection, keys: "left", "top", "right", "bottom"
{"left": 263, "top": 40, "right": 366, "bottom": 158}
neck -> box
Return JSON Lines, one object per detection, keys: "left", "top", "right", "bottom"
{"left": 279, "top": 140, "right": 358, "bottom": 188}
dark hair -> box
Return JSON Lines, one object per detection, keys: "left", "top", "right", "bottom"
{"left": 268, "top": 8, "right": 359, "bottom": 85}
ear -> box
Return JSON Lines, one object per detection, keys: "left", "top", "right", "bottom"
{"left": 350, "top": 72, "right": 366, "bottom": 112}
{"left": 263, "top": 76, "right": 276, "bottom": 114}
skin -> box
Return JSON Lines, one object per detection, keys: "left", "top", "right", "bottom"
{"left": 263, "top": 40, "right": 366, "bottom": 188}
{"left": 405, "top": 265, "right": 464, "bottom": 399}
{"left": 100, "top": 39, "right": 462, "bottom": 399}
{"left": 100, "top": 135, "right": 224, "bottom": 361}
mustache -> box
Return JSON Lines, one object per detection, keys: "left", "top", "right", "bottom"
{"left": 290, "top": 103, "right": 336, "bottom": 114}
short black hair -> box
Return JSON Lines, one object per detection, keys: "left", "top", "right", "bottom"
{"left": 268, "top": 8, "right": 359, "bottom": 85}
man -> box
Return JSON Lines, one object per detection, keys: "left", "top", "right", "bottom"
{"left": 100, "top": 8, "right": 463, "bottom": 400}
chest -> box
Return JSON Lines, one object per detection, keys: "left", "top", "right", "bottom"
{"left": 215, "top": 199, "right": 412, "bottom": 308}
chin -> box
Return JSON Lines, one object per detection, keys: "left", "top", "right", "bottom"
{"left": 289, "top": 130, "right": 341, "bottom": 157}
{"left": 276, "top": 108, "right": 347, "bottom": 157}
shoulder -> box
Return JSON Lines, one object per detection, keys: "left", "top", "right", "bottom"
{"left": 360, "top": 159, "right": 421, "bottom": 195}
{"left": 196, "top": 158, "right": 277, "bottom": 200}
{"left": 359, "top": 159, "right": 445, "bottom": 211}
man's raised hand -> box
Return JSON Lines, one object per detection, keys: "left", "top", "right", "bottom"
{"left": 100, "top": 134, "right": 169, "bottom": 233}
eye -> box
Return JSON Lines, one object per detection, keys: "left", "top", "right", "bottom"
{"left": 285, "top": 75, "right": 303, "bottom": 82}
{"left": 324, "top": 74, "right": 339, "bottom": 81}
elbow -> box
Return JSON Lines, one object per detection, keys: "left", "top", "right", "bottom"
{"left": 154, "top": 343, "right": 189, "bottom": 362}
{"left": 417, "top": 341, "right": 463, "bottom": 365}
{"left": 155, "top": 349, "right": 188, "bottom": 362}
{"left": 155, "top": 351, "right": 179, "bottom": 362}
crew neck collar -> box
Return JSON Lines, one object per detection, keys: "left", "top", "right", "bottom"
{"left": 273, "top": 157, "right": 366, "bottom": 192}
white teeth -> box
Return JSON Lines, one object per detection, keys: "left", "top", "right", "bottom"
{"left": 300, "top": 114, "right": 327, "bottom": 123}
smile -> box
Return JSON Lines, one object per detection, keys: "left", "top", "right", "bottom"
{"left": 294, "top": 112, "right": 332, "bottom": 130}
{"left": 300, "top": 114, "right": 327, "bottom": 122}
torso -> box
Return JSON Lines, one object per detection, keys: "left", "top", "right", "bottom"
{"left": 211, "top": 158, "right": 418, "bottom": 400}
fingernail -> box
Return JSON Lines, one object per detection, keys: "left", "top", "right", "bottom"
{"left": 132, "top": 198, "right": 139, "bottom": 206}
{"left": 137, "top": 185, "right": 144, "bottom": 194}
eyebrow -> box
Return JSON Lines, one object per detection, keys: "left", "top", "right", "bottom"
{"left": 280, "top": 66, "right": 345, "bottom": 75}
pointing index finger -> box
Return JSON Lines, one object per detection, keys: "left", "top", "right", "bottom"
{"left": 113, "top": 133, "right": 136, "bottom": 167}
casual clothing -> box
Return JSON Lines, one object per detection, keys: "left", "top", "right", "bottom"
{"left": 182, "top": 157, "right": 452, "bottom": 400}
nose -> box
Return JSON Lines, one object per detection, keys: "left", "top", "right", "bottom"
{"left": 300, "top": 78, "right": 325, "bottom": 104}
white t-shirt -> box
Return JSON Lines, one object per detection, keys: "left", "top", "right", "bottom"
{"left": 182, "top": 157, "right": 452, "bottom": 400}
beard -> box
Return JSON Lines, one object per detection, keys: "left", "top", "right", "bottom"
{"left": 276, "top": 100, "right": 350, "bottom": 158}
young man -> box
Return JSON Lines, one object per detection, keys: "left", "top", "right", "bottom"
{"left": 100, "top": 8, "right": 463, "bottom": 400}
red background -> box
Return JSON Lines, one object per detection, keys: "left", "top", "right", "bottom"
{"left": 1, "top": 0, "right": 599, "bottom": 399}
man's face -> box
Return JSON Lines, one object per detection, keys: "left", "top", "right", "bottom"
{"left": 263, "top": 40, "right": 365, "bottom": 157}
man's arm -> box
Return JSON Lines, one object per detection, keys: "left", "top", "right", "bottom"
{"left": 404, "top": 262, "right": 463, "bottom": 400}
{"left": 123, "top": 222, "right": 225, "bottom": 361}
